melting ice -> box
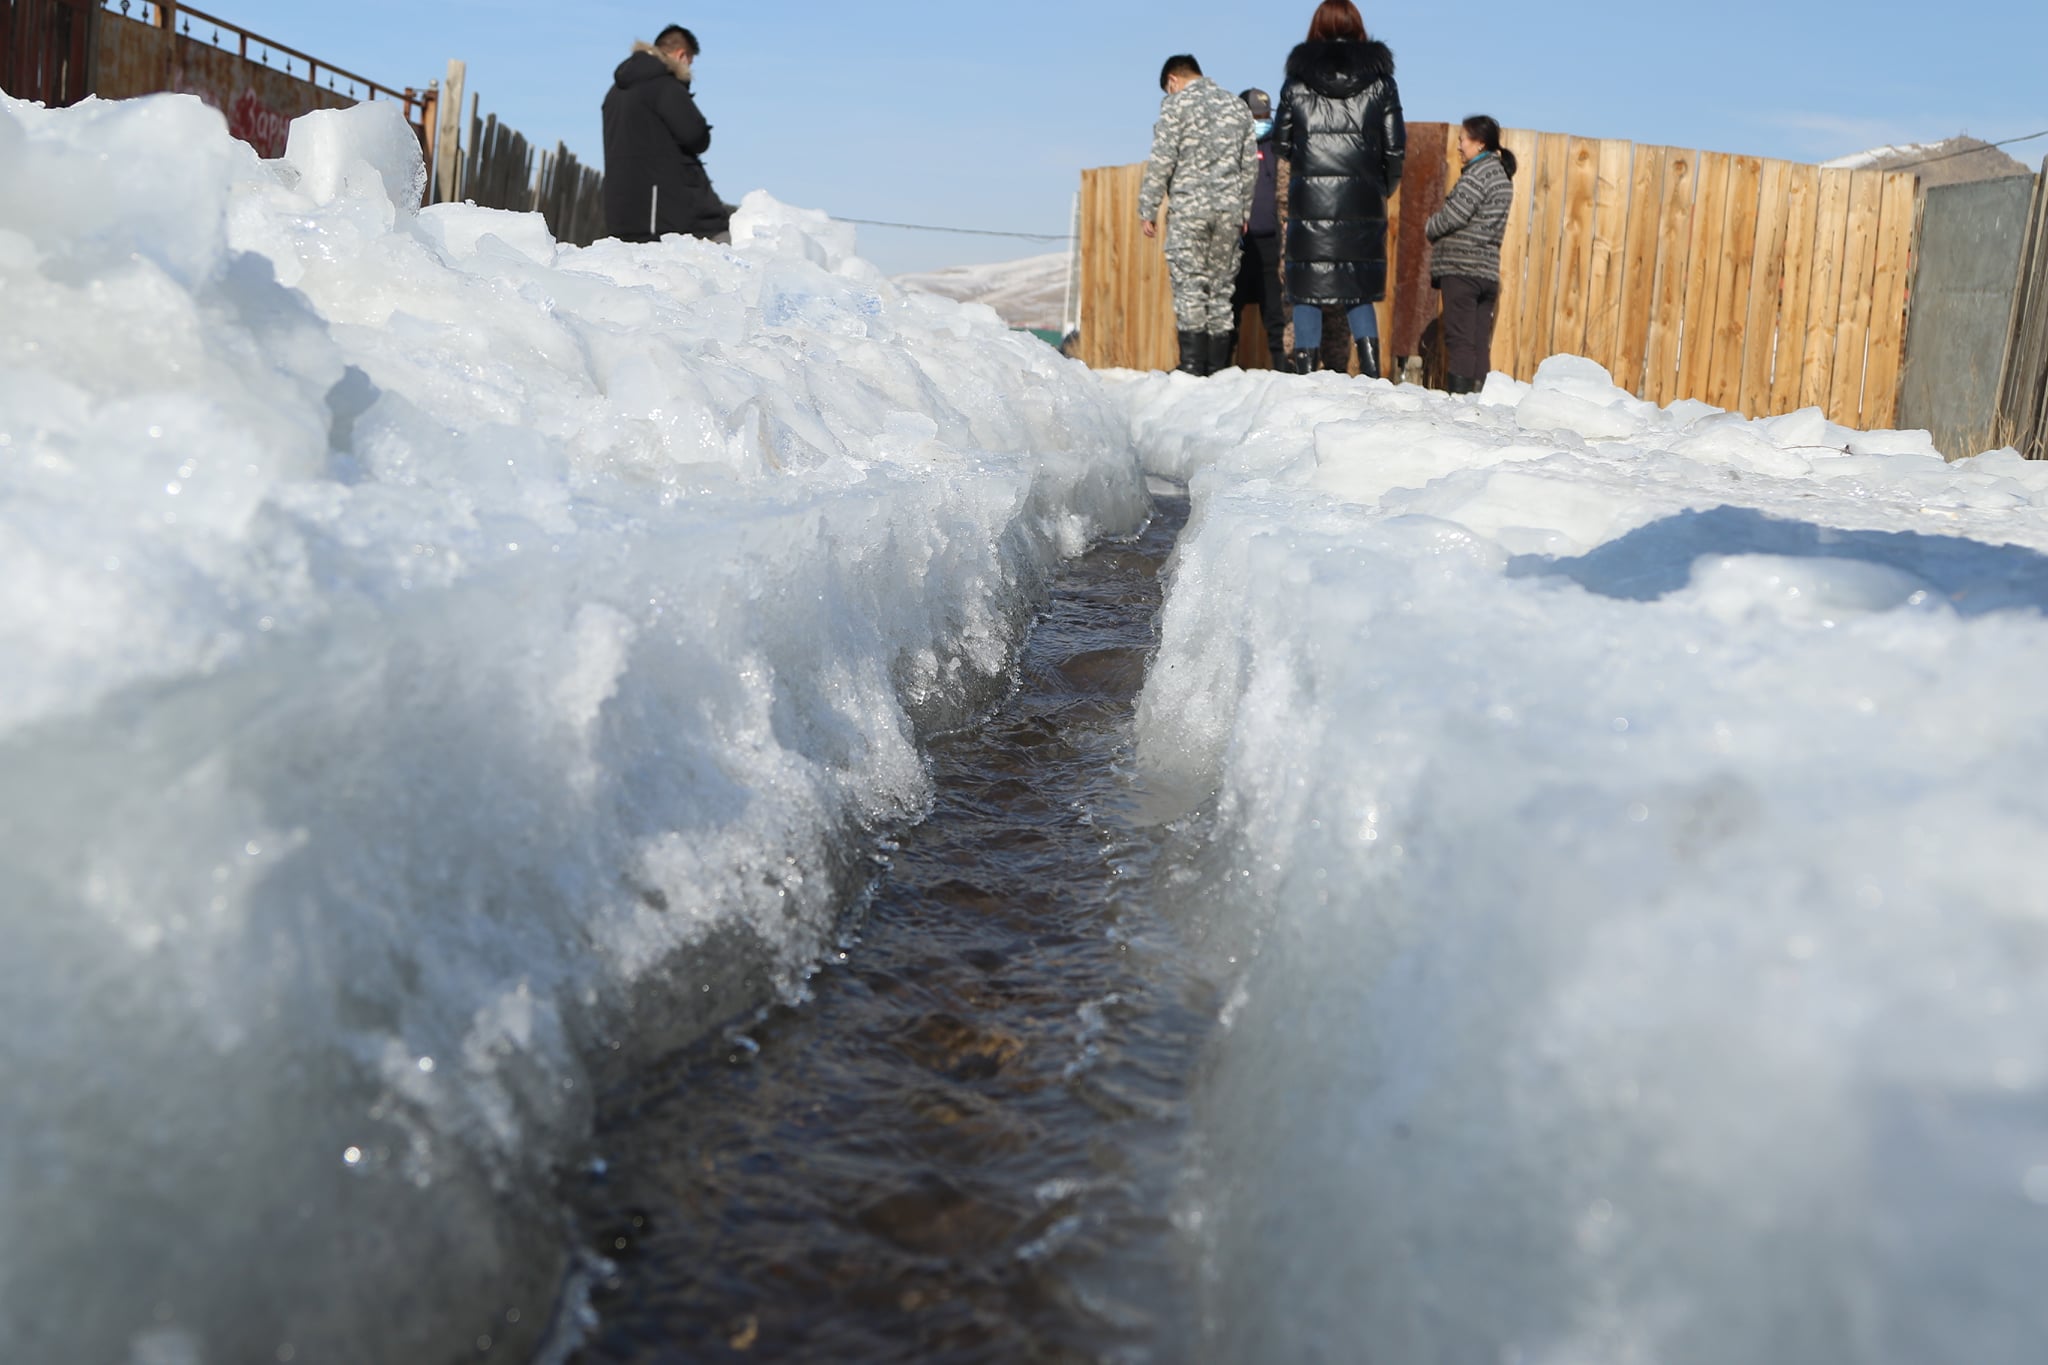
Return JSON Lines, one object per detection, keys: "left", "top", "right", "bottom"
{"left": 0, "top": 91, "right": 1143, "bottom": 1363}
{"left": 10, "top": 80, "right": 2048, "bottom": 1365}
{"left": 1118, "top": 358, "right": 2048, "bottom": 1365}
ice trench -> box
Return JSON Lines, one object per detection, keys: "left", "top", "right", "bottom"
{"left": 18, "top": 90, "right": 2048, "bottom": 1365}
{"left": 557, "top": 489, "right": 1214, "bottom": 1363}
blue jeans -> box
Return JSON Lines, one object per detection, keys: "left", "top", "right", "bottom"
{"left": 1292, "top": 303, "right": 1379, "bottom": 349}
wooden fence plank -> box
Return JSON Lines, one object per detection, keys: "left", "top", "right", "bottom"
{"left": 1079, "top": 167, "right": 1111, "bottom": 367}
{"left": 1582, "top": 139, "right": 1634, "bottom": 378}
{"left": 1770, "top": 163, "right": 1822, "bottom": 413}
{"left": 434, "top": 59, "right": 466, "bottom": 203}
{"left": 1491, "top": 127, "right": 1540, "bottom": 377}
{"left": 1644, "top": 149, "right": 1700, "bottom": 405}
{"left": 1706, "top": 154, "right": 1763, "bottom": 410}
{"left": 1613, "top": 144, "right": 1669, "bottom": 397}
{"left": 1737, "top": 159, "right": 1794, "bottom": 415}
{"left": 1551, "top": 136, "right": 1603, "bottom": 361}
{"left": 1798, "top": 167, "right": 1854, "bottom": 411}
{"left": 1859, "top": 171, "right": 1918, "bottom": 429}
{"left": 1828, "top": 168, "right": 1885, "bottom": 422}
{"left": 1377, "top": 142, "right": 1404, "bottom": 369}
{"left": 1677, "top": 150, "right": 1732, "bottom": 403}
{"left": 1518, "top": 132, "right": 1572, "bottom": 377}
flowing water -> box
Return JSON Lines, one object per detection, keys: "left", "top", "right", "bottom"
{"left": 564, "top": 492, "right": 1214, "bottom": 1363}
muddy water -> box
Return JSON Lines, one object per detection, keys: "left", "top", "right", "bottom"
{"left": 566, "top": 494, "right": 1215, "bottom": 1364}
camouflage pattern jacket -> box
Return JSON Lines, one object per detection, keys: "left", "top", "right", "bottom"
{"left": 1138, "top": 76, "right": 1259, "bottom": 227}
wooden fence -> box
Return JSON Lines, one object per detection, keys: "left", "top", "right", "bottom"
{"left": 1077, "top": 124, "right": 1919, "bottom": 431}
{"left": 445, "top": 105, "right": 605, "bottom": 247}
{"left": 419, "top": 58, "right": 606, "bottom": 248}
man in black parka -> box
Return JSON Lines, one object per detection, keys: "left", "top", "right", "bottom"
{"left": 602, "top": 25, "right": 732, "bottom": 243}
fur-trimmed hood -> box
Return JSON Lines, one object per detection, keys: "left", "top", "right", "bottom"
{"left": 614, "top": 42, "right": 691, "bottom": 90}
{"left": 1284, "top": 39, "right": 1394, "bottom": 99}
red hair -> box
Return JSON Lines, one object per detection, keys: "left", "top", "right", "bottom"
{"left": 1307, "top": 0, "right": 1367, "bottom": 41}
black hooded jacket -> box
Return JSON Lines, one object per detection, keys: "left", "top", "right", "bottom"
{"left": 1274, "top": 39, "right": 1405, "bottom": 305}
{"left": 601, "top": 48, "right": 730, "bottom": 242}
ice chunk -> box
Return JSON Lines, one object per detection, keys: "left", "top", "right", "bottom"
{"left": 282, "top": 100, "right": 427, "bottom": 215}
{"left": 0, "top": 91, "right": 241, "bottom": 287}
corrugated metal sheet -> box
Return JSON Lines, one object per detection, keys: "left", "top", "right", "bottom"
{"left": 1897, "top": 175, "right": 2036, "bottom": 458}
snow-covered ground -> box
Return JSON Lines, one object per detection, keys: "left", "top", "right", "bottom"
{"left": 1115, "top": 361, "right": 2048, "bottom": 1364}
{"left": 12, "top": 83, "right": 2048, "bottom": 1365}
{"left": 0, "top": 92, "right": 1143, "bottom": 1363}
{"left": 893, "top": 251, "right": 1071, "bottom": 334}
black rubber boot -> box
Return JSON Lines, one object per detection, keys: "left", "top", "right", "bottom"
{"left": 1446, "top": 374, "right": 1474, "bottom": 394}
{"left": 1355, "top": 336, "right": 1381, "bottom": 380}
{"left": 1208, "top": 331, "right": 1236, "bottom": 375}
{"left": 1176, "top": 329, "right": 1202, "bottom": 376}
{"left": 1288, "top": 348, "right": 1320, "bottom": 375}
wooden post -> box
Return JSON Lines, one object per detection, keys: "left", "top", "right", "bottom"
{"left": 435, "top": 59, "right": 466, "bottom": 204}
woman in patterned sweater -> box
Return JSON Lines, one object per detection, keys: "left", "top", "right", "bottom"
{"left": 1425, "top": 115, "right": 1517, "bottom": 393}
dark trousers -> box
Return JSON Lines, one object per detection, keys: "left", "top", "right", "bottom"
{"left": 1232, "top": 232, "right": 1285, "bottom": 367}
{"left": 1440, "top": 275, "right": 1500, "bottom": 380}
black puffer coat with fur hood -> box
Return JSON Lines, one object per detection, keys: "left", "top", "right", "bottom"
{"left": 1274, "top": 38, "right": 1406, "bottom": 305}
{"left": 602, "top": 44, "right": 730, "bottom": 242}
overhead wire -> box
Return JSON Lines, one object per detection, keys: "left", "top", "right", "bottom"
{"left": 1877, "top": 129, "right": 2048, "bottom": 171}
{"left": 835, "top": 216, "right": 1073, "bottom": 242}
{"left": 831, "top": 133, "right": 2048, "bottom": 242}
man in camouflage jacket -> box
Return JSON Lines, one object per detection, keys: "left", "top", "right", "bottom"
{"left": 1139, "top": 55, "right": 1258, "bottom": 376}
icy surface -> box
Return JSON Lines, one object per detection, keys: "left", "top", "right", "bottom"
{"left": 893, "top": 251, "right": 1072, "bottom": 333}
{"left": 0, "top": 92, "right": 1143, "bottom": 1364}
{"left": 1117, "top": 356, "right": 2048, "bottom": 1363}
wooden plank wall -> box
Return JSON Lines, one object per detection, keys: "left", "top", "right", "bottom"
{"left": 1076, "top": 127, "right": 1920, "bottom": 429}
{"left": 1480, "top": 136, "right": 1918, "bottom": 427}
{"left": 1076, "top": 164, "right": 1176, "bottom": 372}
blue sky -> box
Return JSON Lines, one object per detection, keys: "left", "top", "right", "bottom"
{"left": 189, "top": 1, "right": 2046, "bottom": 278}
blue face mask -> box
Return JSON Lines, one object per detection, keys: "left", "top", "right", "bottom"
{"left": 1254, "top": 118, "right": 1273, "bottom": 139}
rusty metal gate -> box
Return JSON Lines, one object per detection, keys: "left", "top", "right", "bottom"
{"left": 1, "top": 0, "right": 99, "bottom": 106}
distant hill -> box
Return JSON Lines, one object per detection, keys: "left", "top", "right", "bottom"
{"left": 1823, "top": 136, "right": 2032, "bottom": 187}
{"left": 894, "top": 252, "right": 1071, "bottom": 334}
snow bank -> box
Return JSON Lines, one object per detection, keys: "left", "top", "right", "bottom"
{"left": 0, "top": 92, "right": 1143, "bottom": 1364}
{"left": 1118, "top": 358, "right": 2048, "bottom": 1363}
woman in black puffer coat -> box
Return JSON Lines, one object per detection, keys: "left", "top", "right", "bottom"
{"left": 1274, "top": 0, "right": 1405, "bottom": 377}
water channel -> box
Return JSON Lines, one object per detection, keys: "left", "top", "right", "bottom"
{"left": 564, "top": 491, "right": 1217, "bottom": 1363}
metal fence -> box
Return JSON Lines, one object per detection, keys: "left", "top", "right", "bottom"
{"left": 98, "top": 0, "right": 420, "bottom": 110}
{"left": 2, "top": 0, "right": 98, "bottom": 105}
{"left": 1993, "top": 163, "right": 2048, "bottom": 459}
{"left": 1895, "top": 176, "right": 2036, "bottom": 459}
